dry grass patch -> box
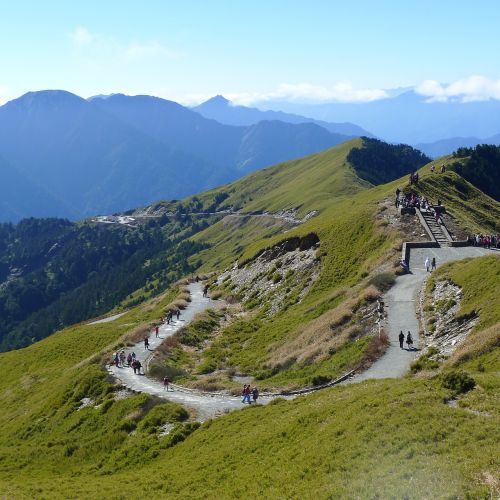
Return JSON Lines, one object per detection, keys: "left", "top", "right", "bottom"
{"left": 177, "top": 292, "right": 191, "bottom": 302}
{"left": 124, "top": 324, "right": 153, "bottom": 345}
{"left": 268, "top": 285, "right": 380, "bottom": 369}
{"left": 210, "top": 290, "right": 223, "bottom": 300}
{"left": 445, "top": 323, "right": 500, "bottom": 367}
{"left": 170, "top": 299, "right": 189, "bottom": 310}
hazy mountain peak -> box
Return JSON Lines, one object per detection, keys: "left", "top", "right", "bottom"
{"left": 3, "top": 90, "right": 86, "bottom": 110}
{"left": 199, "top": 95, "right": 231, "bottom": 108}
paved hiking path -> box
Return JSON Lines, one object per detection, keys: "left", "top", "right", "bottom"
{"left": 108, "top": 283, "right": 273, "bottom": 420}
{"left": 352, "top": 246, "right": 494, "bottom": 382}
{"left": 108, "top": 248, "right": 495, "bottom": 419}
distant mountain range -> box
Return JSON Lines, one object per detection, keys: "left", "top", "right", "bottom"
{"left": 416, "top": 134, "right": 500, "bottom": 158}
{"left": 193, "top": 95, "right": 373, "bottom": 137}
{"left": 254, "top": 91, "right": 500, "bottom": 145}
{"left": 0, "top": 91, "right": 354, "bottom": 222}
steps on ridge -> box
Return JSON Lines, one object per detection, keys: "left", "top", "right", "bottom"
{"left": 421, "top": 210, "right": 450, "bottom": 246}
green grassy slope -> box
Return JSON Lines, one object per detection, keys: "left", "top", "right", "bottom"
{"left": 0, "top": 142, "right": 498, "bottom": 496}
{"left": 185, "top": 139, "right": 370, "bottom": 217}
{"left": 414, "top": 157, "right": 500, "bottom": 233}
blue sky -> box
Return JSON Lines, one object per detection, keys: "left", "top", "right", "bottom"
{"left": 1, "top": 0, "right": 499, "bottom": 105}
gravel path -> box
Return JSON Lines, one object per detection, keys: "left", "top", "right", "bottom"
{"left": 88, "top": 312, "right": 127, "bottom": 325}
{"left": 352, "top": 246, "right": 495, "bottom": 382}
{"left": 108, "top": 282, "right": 273, "bottom": 420}
{"left": 108, "top": 248, "right": 496, "bottom": 417}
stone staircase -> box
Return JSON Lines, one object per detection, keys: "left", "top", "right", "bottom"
{"left": 420, "top": 210, "right": 450, "bottom": 247}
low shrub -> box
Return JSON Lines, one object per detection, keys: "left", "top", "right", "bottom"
{"left": 210, "top": 290, "right": 223, "bottom": 300}
{"left": 369, "top": 272, "right": 396, "bottom": 292}
{"left": 441, "top": 370, "right": 476, "bottom": 394}
{"left": 311, "top": 375, "right": 331, "bottom": 386}
{"left": 149, "top": 363, "right": 187, "bottom": 382}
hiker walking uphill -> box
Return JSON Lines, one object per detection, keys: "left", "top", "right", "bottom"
{"left": 399, "top": 331, "right": 405, "bottom": 349}
{"left": 203, "top": 284, "right": 209, "bottom": 298}
{"left": 431, "top": 257, "right": 436, "bottom": 271}
{"left": 144, "top": 336, "right": 149, "bottom": 350}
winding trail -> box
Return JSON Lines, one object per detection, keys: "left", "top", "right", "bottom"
{"left": 108, "top": 247, "right": 495, "bottom": 418}
{"left": 352, "top": 246, "right": 495, "bottom": 382}
{"left": 108, "top": 283, "right": 274, "bottom": 420}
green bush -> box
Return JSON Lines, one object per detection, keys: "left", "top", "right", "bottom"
{"left": 441, "top": 370, "right": 476, "bottom": 394}
{"left": 311, "top": 375, "right": 332, "bottom": 386}
{"left": 149, "top": 363, "right": 187, "bottom": 381}
{"left": 368, "top": 272, "right": 396, "bottom": 291}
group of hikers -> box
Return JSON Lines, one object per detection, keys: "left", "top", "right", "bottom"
{"left": 467, "top": 233, "right": 499, "bottom": 249}
{"left": 430, "top": 164, "right": 446, "bottom": 174}
{"left": 113, "top": 350, "right": 143, "bottom": 374}
{"left": 424, "top": 256, "right": 437, "bottom": 272}
{"left": 399, "top": 331, "right": 414, "bottom": 350}
{"left": 164, "top": 309, "right": 180, "bottom": 325}
{"left": 395, "top": 188, "right": 432, "bottom": 211}
{"left": 241, "top": 384, "right": 259, "bottom": 404}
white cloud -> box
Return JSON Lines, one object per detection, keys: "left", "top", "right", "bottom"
{"left": 210, "top": 82, "right": 388, "bottom": 106}
{"left": 70, "top": 26, "right": 95, "bottom": 46}
{"left": 69, "top": 27, "right": 180, "bottom": 63}
{"left": 416, "top": 76, "right": 500, "bottom": 102}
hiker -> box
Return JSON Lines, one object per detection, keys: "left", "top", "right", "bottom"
{"left": 163, "top": 376, "right": 170, "bottom": 391}
{"left": 195, "top": 275, "right": 200, "bottom": 282}
{"left": 400, "top": 260, "right": 409, "bottom": 273}
{"left": 431, "top": 257, "right": 436, "bottom": 271}
{"left": 119, "top": 350, "right": 126, "bottom": 367}
{"left": 136, "top": 360, "right": 142, "bottom": 374}
{"left": 252, "top": 387, "right": 259, "bottom": 404}
{"left": 425, "top": 257, "right": 430, "bottom": 272}
{"left": 155, "top": 326, "right": 159, "bottom": 338}
{"left": 127, "top": 352, "right": 132, "bottom": 366}
{"left": 131, "top": 351, "right": 136, "bottom": 361}
{"left": 144, "top": 337, "right": 149, "bottom": 350}
{"left": 430, "top": 165, "right": 435, "bottom": 173}
{"left": 132, "top": 360, "right": 138, "bottom": 374}
{"left": 113, "top": 352, "right": 119, "bottom": 367}
{"left": 176, "top": 310, "right": 181, "bottom": 320}
{"left": 399, "top": 331, "right": 405, "bottom": 349}
{"left": 203, "top": 284, "right": 209, "bottom": 298}
{"left": 406, "top": 331, "right": 413, "bottom": 349}
{"left": 242, "top": 384, "right": 251, "bottom": 404}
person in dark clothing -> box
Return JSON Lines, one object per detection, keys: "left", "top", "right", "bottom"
{"left": 176, "top": 310, "right": 180, "bottom": 320}
{"left": 252, "top": 387, "right": 259, "bottom": 404}
{"left": 203, "top": 284, "right": 209, "bottom": 298}
{"left": 431, "top": 257, "right": 436, "bottom": 271}
{"left": 399, "top": 331, "right": 405, "bottom": 349}
{"left": 144, "top": 337, "right": 149, "bottom": 350}
{"left": 406, "top": 331, "right": 413, "bottom": 349}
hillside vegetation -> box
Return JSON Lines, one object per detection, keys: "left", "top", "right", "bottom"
{"left": 0, "top": 140, "right": 498, "bottom": 497}
{"left": 0, "top": 257, "right": 497, "bottom": 498}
